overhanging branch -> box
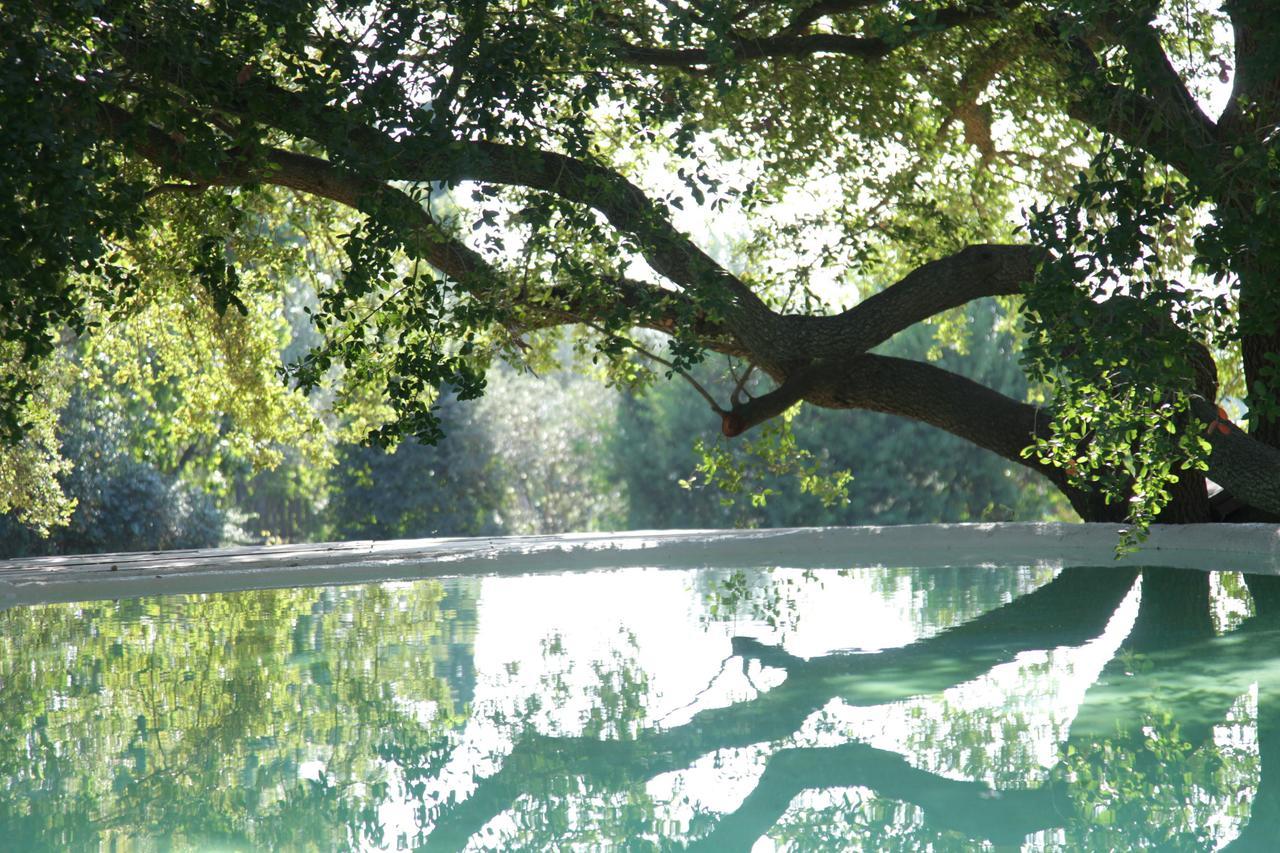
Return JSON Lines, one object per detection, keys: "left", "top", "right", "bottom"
{"left": 1043, "top": 21, "right": 1222, "bottom": 181}
{"left": 775, "top": 243, "right": 1043, "bottom": 362}
{"left": 96, "top": 100, "right": 742, "bottom": 355}
{"left": 614, "top": 2, "right": 1018, "bottom": 67}
{"left": 119, "top": 47, "right": 777, "bottom": 335}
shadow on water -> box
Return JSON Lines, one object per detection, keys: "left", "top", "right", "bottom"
{"left": 2, "top": 563, "right": 1279, "bottom": 849}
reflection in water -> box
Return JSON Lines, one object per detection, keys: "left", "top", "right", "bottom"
{"left": 0, "top": 564, "right": 1275, "bottom": 849}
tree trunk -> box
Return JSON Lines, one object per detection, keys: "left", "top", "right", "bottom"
{"left": 1155, "top": 471, "right": 1213, "bottom": 524}
{"left": 1239, "top": 267, "right": 1280, "bottom": 450}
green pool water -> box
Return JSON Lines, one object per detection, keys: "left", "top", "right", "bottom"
{"left": 2, "top": 562, "right": 1277, "bottom": 850}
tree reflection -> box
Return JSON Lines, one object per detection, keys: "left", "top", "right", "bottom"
{"left": 0, "top": 581, "right": 477, "bottom": 850}
{"left": 4, "top": 564, "right": 1280, "bottom": 849}
{"left": 428, "top": 565, "right": 1279, "bottom": 851}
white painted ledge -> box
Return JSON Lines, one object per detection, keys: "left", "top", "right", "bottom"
{"left": 1, "top": 522, "right": 1278, "bottom": 608}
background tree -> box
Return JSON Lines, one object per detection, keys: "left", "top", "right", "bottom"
{"left": 325, "top": 372, "right": 629, "bottom": 541}
{"left": 0, "top": 392, "right": 226, "bottom": 556}
{"left": 5, "top": 0, "right": 1280, "bottom": 534}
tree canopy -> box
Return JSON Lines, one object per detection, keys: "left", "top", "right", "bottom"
{"left": 5, "top": 0, "right": 1280, "bottom": 532}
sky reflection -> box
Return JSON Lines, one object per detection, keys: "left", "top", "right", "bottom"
{"left": 0, "top": 562, "right": 1271, "bottom": 850}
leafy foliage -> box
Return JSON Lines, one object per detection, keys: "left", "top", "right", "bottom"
{"left": 1024, "top": 141, "right": 1223, "bottom": 533}
{"left": 5, "top": 0, "right": 1280, "bottom": 536}
{"left": 0, "top": 393, "right": 225, "bottom": 557}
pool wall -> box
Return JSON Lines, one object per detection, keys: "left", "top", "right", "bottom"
{"left": 1, "top": 522, "right": 1277, "bottom": 608}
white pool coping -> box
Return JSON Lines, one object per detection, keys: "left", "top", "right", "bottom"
{"left": 1, "top": 522, "right": 1278, "bottom": 608}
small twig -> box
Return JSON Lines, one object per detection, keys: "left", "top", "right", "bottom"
{"left": 583, "top": 321, "right": 725, "bottom": 413}
{"left": 730, "top": 361, "right": 757, "bottom": 406}
{"left": 144, "top": 180, "right": 208, "bottom": 198}
{"left": 656, "top": 650, "right": 737, "bottom": 725}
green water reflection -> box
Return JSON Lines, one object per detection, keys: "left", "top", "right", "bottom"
{"left": 1, "top": 564, "right": 1277, "bottom": 850}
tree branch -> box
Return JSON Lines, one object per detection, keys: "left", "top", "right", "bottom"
{"left": 1116, "top": 17, "right": 1220, "bottom": 150}
{"left": 717, "top": 244, "right": 1044, "bottom": 437}
{"left": 780, "top": 0, "right": 878, "bottom": 36}
{"left": 720, "top": 362, "right": 823, "bottom": 435}
{"left": 1192, "top": 397, "right": 1280, "bottom": 517}
{"left": 1043, "top": 22, "right": 1222, "bottom": 181}
{"left": 690, "top": 741, "right": 1065, "bottom": 850}
{"left": 775, "top": 244, "right": 1044, "bottom": 363}
{"left": 798, "top": 353, "right": 1119, "bottom": 520}
{"left": 1219, "top": 0, "right": 1280, "bottom": 132}
{"left": 121, "top": 50, "right": 778, "bottom": 335}
{"left": 99, "top": 97, "right": 1131, "bottom": 521}
{"left": 96, "top": 100, "right": 747, "bottom": 359}
{"left": 615, "top": 3, "right": 1014, "bottom": 67}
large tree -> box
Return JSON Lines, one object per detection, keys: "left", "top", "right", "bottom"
{"left": 4, "top": 0, "right": 1280, "bottom": 529}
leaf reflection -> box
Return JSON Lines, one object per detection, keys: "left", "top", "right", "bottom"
{"left": 2, "top": 565, "right": 1279, "bottom": 849}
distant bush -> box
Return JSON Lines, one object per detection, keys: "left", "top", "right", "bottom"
{"left": 327, "top": 426, "right": 505, "bottom": 540}
{"left": 0, "top": 397, "right": 225, "bottom": 558}
{"left": 326, "top": 374, "right": 625, "bottom": 539}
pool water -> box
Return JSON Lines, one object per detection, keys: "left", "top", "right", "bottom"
{"left": 1, "top": 562, "right": 1276, "bottom": 850}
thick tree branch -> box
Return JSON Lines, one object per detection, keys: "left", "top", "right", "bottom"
{"left": 720, "top": 362, "right": 824, "bottom": 435}
{"left": 102, "top": 75, "right": 1277, "bottom": 523}
{"left": 717, "top": 244, "right": 1043, "bottom": 436}
{"left": 814, "top": 354, "right": 1043, "bottom": 463}
{"left": 1192, "top": 398, "right": 1280, "bottom": 518}
{"left": 776, "top": 243, "right": 1043, "bottom": 362}
{"left": 615, "top": 3, "right": 1013, "bottom": 67}
{"left": 1116, "top": 17, "right": 1219, "bottom": 148}
{"left": 1045, "top": 23, "right": 1222, "bottom": 181}
{"left": 690, "top": 741, "right": 1065, "bottom": 850}
{"left": 1220, "top": 0, "right": 1280, "bottom": 131}
{"left": 104, "top": 36, "right": 786, "bottom": 361}
{"left": 114, "top": 42, "right": 779, "bottom": 339}
{"left": 96, "top": 100, "right": 741, "bottom": 354}
{"left": 800, "top": 353, "right": 1119, "bottom": 520}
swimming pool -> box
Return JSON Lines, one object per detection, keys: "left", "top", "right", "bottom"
{"left": 1, "top": 524, "right": 1277, "bottom": 849}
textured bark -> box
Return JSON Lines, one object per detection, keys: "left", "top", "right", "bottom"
{"left": 1194, "top": 399, "right": 1280, "bottom": 519}
{"left": 769, "top": 244, "right": 1044, "bottom": 364}
{"left": 1220, "top": 1, "right": 1280, "bottom": 451}
{"left": 1230, "top": 241, "right": 1280, "bottom": 452}
{"left": 798, "top": 353, "right": 1124, "bottom": 521}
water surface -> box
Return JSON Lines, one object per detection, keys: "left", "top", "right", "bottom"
{"left": 1, "top": 563, "right": 1275, "bottom": 850}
